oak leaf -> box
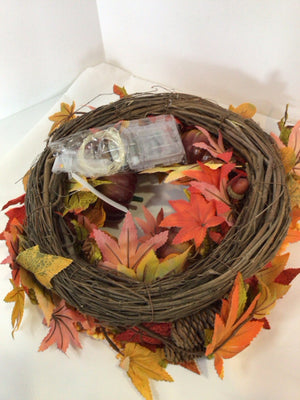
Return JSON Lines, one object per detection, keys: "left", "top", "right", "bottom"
{"left": 205, "top": 272, "right": 263, "bottom": 379}
{"left": 229, "top": 103, "right": 257, "bottom": 118}
{"left": 16, "top": 245, "right": 73, "bottom": 289}
{"left": 39, "top": 300, "right": 84, "bottom": 353}
{"left": 92, "top": 212, "right": 168, "bottom": 271}
{"left": 48, "top": 101, "right": 77, "bottom": 134}
{"left": 4, "top": 279, "right": 25, "bottom": 337}
{"left": 160, "top": 192, "right": 224, "bottom": 248}
{"left": 119, "top": 343, "right": 173, "bottom": 400}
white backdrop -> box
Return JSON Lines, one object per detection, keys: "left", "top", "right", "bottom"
{"left": 0, "top": 0, "right": 104, "bottom": 120}
{"left": 97, "top": 0, "right": 300, "bottom": 121}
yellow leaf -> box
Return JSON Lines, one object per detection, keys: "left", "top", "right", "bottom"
{"left": 119, "top": 343, "right": 173, "bottom": 400}
{"left": 256, "top": 253, "right": 289, "bottom": 285}
{"left": 48, "top": 101, "right": 77, "bottom": 135}
{"left": 4, "top": 280, "right": 25, "bottom": 337}
{"left": 280, "top": 147, "right": 296, "bottom": 174}
{"left": 135, "top": 247, "right": 191, "bottom": 283}
{"left": 229, "top": 103, "right": 257, "bottom": 118}
{"left": 22, "top": 168, "right": 31, "bottom": 191}
{"left": 16, "top": 245, "right": 73, "bottom": 289}
{"left": 64, "top": 191, "right": 98, "bottom": 215}
{"left": 20, "top": 268, "right": 55, "bottom": 326}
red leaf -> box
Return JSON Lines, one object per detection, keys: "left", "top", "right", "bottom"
{"left": 115, "top": 322, "right": 171, "bottom": 346}
{"left": 1, "top": 194, "right": 25, "bottom": 211}
{"left": 39, "top": 300, "right": 84, "bottom": 353}
{"left": 275, "top": 268, "right": 300, "bottom": 285}
{"left": 179, "top": 360, "right": 201, "bottom": 375}
{"left": 160, "top": 192, "right": 224, "bottom": 248}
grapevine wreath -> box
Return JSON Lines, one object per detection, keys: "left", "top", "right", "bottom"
{"left": 2, "top": 90, "right": 300, "bottom": 400}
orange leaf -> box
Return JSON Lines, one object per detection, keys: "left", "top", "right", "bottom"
{"left": 113, "top": 84, "right": 128, "bottom": 98}
{"left": 229, "top": 103, "right": 257, "bottom": 118}
{"left": 39, "top": 300, "right": 84, "bottom": 353}
{"left": 48, "top": 101, "right": 77, "bottom": 134}
{"left": 179, "top": 359, "right": 201, "bottom": 375}
{"left": 118, "top": 343, "right": 173, "bottom": 400}
{"left": 205, "top": 272, "right": 263, "bottom": 378}
{"left": 4, "top": 279, "right": 25, "bottom": 337}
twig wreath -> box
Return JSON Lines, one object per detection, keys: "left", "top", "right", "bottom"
{"left": 2, "top": 89, "right": 300, "bottom": 400}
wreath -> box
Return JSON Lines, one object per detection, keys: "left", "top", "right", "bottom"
{"left": 1, "top": 89, "right": 300, "bottom": 400}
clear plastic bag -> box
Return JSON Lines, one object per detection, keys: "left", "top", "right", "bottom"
{"left": 50, "top": 115, "right": 186, "bottom": 177}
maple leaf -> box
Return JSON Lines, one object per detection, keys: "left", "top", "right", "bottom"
{"left": 205, "top": 273, "right": 263, "bottom": 379}
{"left": 193, "top": 127, "right": 233, "bottom": 163}
{"left": 48, "top": 101, "right": 77, "bottom": 134}
{"left": 92, "top": 212, "right": 168, "bottom": 271}
{"left": 179, "top": 360, "right": 201, "bottom": 375}
{"left": 135, "top": 206, "right": 165, "bottom": 242}
{"left": 115, "top": 322, "right": 171, "bottom": 347}
{"left": 63, "top": 191, "right": 98, "bottom": 215}
{"left": 118, "top": 246, "right": 191, "bottom": 282}
{"left": 4, "top": 279, "right": 25, "bottom": 337}
{"left": 39, "top": 300, "right": 84, "bottom": 353}
{"left": 20, "top": 268, "right": 55, "bottom": 326}
{"left": 0, "top": 193, "right": 26, "bottom": 241}
{"left": 271, "top": 120, "right": 300, "bottom": 176}
{"left": 160, "top": 192, "right": 224, "bottom": 248}
{"left": 253, "top": 253, "right": 291, "bottom": 319}
{"left": 119, "top": 343, "right": 173, "bottom": 400}
{"left": 16, "top": 245, "right": 73, "bottom": 289}
{"left": 113, "top": 84, "right": 128, "bottom": 98}
{"left": 229, "top": 103, "right": 257, "bottom": 119}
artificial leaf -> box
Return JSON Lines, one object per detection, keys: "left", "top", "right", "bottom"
{"left": 48, "top": 101, "right": 77, "bottom": 134}
{"left": 1, "top": 194, "right": 25, "bottom": 211}
{"left": 135, "top": 247, "right": 191, "bottom": 283}
{"left": 16, "top": 245, "right": 73, "bottom": 289}
{"left": 205, "top": 272, "right": 263, "bottom": 379}
{"left": 275, "top": 268, "right": 300, "bottom": 285}
{"left": 115, "top": 322, "right": 171, "bottom": 346}
{"left": 113, "top": 84, "right": 128, "bottom": 98}
{"left": 229, "top": 103, "right": 257, "bottom": 119}
{"left": 64, "top": 191, "right": 98, "bottom": 215}
{"left": 19, "top": 267, "right": 55, "bottom": 326}
{"left": 92, "top": 212, "right": 168, "bottom": 271}
{"left": 119, "top": 343, "right": 173, "bottom": 400}
{"left": 253, "top": 253, "right": 291, "bottom": 319}
{"left": 179, "top": 360, "right": 201, "bottom": 375}
{"left": 160, "top": 192, "right": 224, "bottom": 248}
{"left": 4, "top": 279, "right": 25, "bottom": 337}
{"left": 82, "top": 199, "right": 106, "bottom": 228}
{"left": 39, "top": 300, "right": 83, "bottom": 353}
{"left": 135, "top": 206, "right": 165, "bottom": 242}
{"left": 193, "top": 127, "right": 233, "bottom": 163}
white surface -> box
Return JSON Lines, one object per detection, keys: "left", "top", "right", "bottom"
{"left": 0, "top": 63, "right": 299, "bottom": 400}
{"left": 0, "top": 0, "right": 104, "bottom": 119}
{"left": 97, "top": 0, "right": 300, "bottom": 121}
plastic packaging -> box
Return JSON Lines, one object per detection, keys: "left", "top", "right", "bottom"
{"left": 50, "top": 115, "right": 186, "bottom": 177}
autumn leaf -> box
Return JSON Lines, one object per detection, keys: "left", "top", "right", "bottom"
{"left": 205, "top": 273, "right": 263, "bottom": 379}
{"left": 193, "top": 127, "right": 233, "bottom": 163}
{"left": 48, "top": 101, "right": 77, "bottom": 134}
{"left": 253, "top": 253, "right": 291, "bottom": 319}
{"left": 287, "top": 175, "right": 300, "bottom": 209}
{"left": 135, "top": 206, "right": 165, "bottom": 242}
{"left": 16, "top": 245, "right": 73, "bottom": 289}
{"left": 160, "top": 192, "right": 225, "bottom": 248}
{"left": 118, "top": 343, "right": 173, "bottom": 400}
{"left": 179, "top": 360, "right": 201, "bottom": 375}
{"left": 39, "top": 300, "right": 84, "bottom": 353}
{"left": 0, "top": 193, "right": 26, "bottom": 241}
{"left": 82, "top": 198, "right": 106, "bottom": 228}
{"left": 115, "top": 322, "right": 171, "bottom": 347}
{"left": 113, "top": 84, "right": 128, "bottom": 98}
{"left": 20, "top": 268, "right": 55, "bottom": 326}
{"left": 4, "top": 279, "right": 25, "bottom": 337}
{"left": 92, "top": 212, "right": 168, "bottom": 271}
{"left": 63, "top": 191, "right": 98, "bottom": 215}
{"left": 229, "top": 103, "right": 257, "bottom": 119}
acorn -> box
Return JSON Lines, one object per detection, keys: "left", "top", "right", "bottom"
{"left": 227, "top": 177, "right": 249, "bottom": 200}
{"left": 97, "top": 172, "right": 137, "bottom": 220}
{"left": 181, "top": 129, "right": 211, "bottom": 163}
